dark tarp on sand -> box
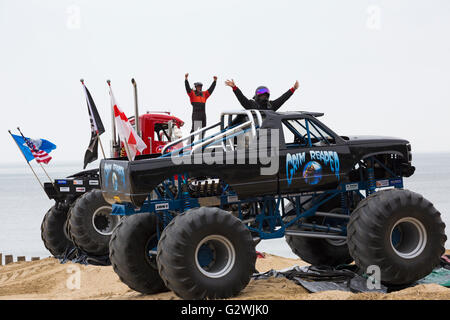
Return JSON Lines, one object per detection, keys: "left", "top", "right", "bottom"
{"left": 251, "top": 255, "right": 450, "bottom": 293}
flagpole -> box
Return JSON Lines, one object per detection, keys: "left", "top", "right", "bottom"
{"left": 81, "top": 78, "right": 106, "bottom": 167}
{"left": 107, "top": 80, "right": 118, "bottom": 157}
{"left": 107, "top": 81, "right": 132, "bottom": 162}
{"left": 98, "top": 132, "right": 106, "bottom": 159}
{"left": 8, "top": 130, "right": 45, "bottom": 190}
{"left": 123, "top": 139, "right": 133, "bottom": 162}
{"left": 16, "top": 127, "right": 55, "bottom": 187}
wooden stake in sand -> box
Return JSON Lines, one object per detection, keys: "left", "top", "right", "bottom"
{"left": 0, "top": 253, "right": 2, "bottom": 266}
{"left": 5, "top": 255, "right": 13, "bottom": 265}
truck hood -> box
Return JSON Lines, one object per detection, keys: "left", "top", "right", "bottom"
{"left": 342, "top": 135, "right": 409, "bottom": 145}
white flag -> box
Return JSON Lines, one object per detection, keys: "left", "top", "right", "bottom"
{"left": 108, "top": 85, "right": 146, "bottom": 161}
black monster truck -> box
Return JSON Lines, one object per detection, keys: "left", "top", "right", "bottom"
{"left": 39, "top": 78, "right": 185, "bottom": 262}
{"left": 100, "top": 110, "right": 446, "bottom": 299}
{"left": 41, "top": 169, "right": 118, "bottom": 261}
{"left": 40, "top": 112, "right": 184, "bottom": 261}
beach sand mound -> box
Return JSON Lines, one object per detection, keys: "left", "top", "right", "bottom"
{"left": 0, "top": 253, "right": 448, "bottom": 300}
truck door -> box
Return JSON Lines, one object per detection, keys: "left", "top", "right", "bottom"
{"left": 278, "top": 117, "right": 351, "bottom": 194}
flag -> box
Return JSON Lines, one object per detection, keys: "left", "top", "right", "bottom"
{"left": 82, "top": 82, "right": 105, "bottom": 169}
{"left": 108, "top": 84, "right": 146, "bottom": 161}
{"left": 11, "top": 134, "right": 56, "bottom": 163}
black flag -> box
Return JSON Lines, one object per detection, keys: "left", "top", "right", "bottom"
{"left": 81, "top": 81, "right": 105, "bottom": 169}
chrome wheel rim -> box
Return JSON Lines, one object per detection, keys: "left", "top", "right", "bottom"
{"left": 390, "top": 217, "right": 427, "bottom": 259}
{"left": 195, "top": 235, "right": 236, "bottom": 278}
{"left": 92, "top": 206, "right": 119, "bottom": 235}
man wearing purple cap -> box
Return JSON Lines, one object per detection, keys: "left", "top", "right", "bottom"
{"left": 225, "top": 79, "right": 299, "bottom": 111}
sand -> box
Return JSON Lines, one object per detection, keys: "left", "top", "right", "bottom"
{"left": 0, "top": 252, "right": 449, "bottom": 300}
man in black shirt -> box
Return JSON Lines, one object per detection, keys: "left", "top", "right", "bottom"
{"left": 225, "top": 79, "right": 299, "bottom": 124}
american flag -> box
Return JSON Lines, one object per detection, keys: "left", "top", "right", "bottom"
{"left": 24, "top": 136, "right": 52, "bottom": 164}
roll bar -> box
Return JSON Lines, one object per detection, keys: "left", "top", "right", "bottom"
{"left": 162, "top": 109, "right": 264, "bottom": 156}
{"left": 161, "top": 121, "right": 222, "bottom": 154}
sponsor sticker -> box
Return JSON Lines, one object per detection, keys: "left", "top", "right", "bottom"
{"left": 60, "top": 187, "right": 70, "bottom": 192}
{"left": 227, "top": 195, "right": 239, "bottom": 203}
{"left": 75, "top": 187, "right": 86, "bottom": 192}
{"left": 56, "top": 180, "right": 67, "bottom": 184}
{"left": 389, "top": 179, "right": 403, "bottom": 186}
{"left": 89, "top": 180, "right": 99, "bottom": 186}
{"left": 345, "top": 183, "right": 359, "bottom": 191}
{"left": 155, "top": 203, "right": 169, "bottom": 211}
{"left": 376, "top": 179, "right": 389, "bottom": 188}
{"left": 73, "top": 180, "right": 83, "bottom": 185}
{"left": 307, "top": 191, "right": 324, "bottom": 195}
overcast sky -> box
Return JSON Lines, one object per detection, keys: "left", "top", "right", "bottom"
{"left": 1, "top": 0, "right": 449, "bottom": 169}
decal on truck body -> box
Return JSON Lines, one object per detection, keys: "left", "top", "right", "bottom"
{"left": 89, "top": 180, "right": 99, "bottom": 186}
{"left": 155, "top": 203, "right": 169, "bottom": 211}
{"left": 286, "top": 150, "right": 340, "bottom": 186}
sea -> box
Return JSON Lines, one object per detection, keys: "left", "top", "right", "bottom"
{"left": 0, "top": 153, "right": 449, "bottom": 260}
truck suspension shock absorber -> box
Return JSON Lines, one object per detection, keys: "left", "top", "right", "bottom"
{"left": 366, "top": 158, "right": 376, "bottom": 195}
{"left": 181, "top": 179, "right": 193, "bottom": 210}
{"left": 200, "top": 183, "right": 206, "bottom": 197}
{"left": 340, "top": 192, "right": 348, "bottom": 214}
{"left": 209, "top": 180, "right": 215, "bottom": 196}
{"left": 205, "top": 180, "right": 211, "bottom": 196}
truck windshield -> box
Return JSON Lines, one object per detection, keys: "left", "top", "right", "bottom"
{"left": 282, "top": 118, "right": 335, "bottom": 147}
{"left": 155, "top": 123, "right": 171, "bottom": 142}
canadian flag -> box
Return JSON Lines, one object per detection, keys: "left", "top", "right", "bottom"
{"left": 108, "top": 84, "right": 146, "bottom": 161}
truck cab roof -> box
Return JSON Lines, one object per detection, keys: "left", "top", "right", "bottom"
{"left": 267, "top": 110, "right": 325, "bottom": 118}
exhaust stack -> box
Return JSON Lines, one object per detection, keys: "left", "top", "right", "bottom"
{"left": 131, "top": 78, "right": 141, "bottom": 137}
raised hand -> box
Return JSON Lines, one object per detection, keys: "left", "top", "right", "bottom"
{"left": 293, "top": 80, "right": 299, "bottom": 90}
{"left": 185, "top": 73, "right": 189, "bottom": 79}
{"left": 225, "top": 79, "right": 236, "bottom": 87}
{"left": 213, "top": 76, "right": 218, "bottom": 81}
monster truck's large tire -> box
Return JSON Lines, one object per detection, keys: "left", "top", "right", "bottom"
{"left": 68, "top": 189, "right": 120, "bottom": 256}
{"left": 285, "top": 198, "right": 354, "bottom": 266}
{"left": 109, "top": 212, "right": 167, "bottom": 294}
{"left": 41, "top": 204, "right": 75, "bottom": 257}
{"left": 347, "top": 189, "right": 446, "bottom": 285}
{"left": 157, "top": 207, "right": 256, "bottom": 300}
